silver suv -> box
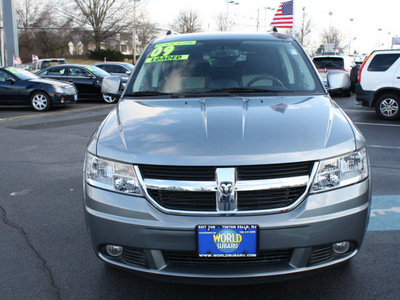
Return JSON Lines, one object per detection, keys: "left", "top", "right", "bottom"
{"left": 84, "top": 33, "right": 371, "bottom": 284}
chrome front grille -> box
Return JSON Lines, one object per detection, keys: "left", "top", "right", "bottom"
{"left": 140, "top": 162, "right": 313, "bottom": 181}
{"left": 138, "top": 162, "right": 315, "bottom": 214}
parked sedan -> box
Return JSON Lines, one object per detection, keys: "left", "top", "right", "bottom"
{"left": 37, "top": 64, "right": 114, "bottom": 103}
{"left": 93, "top": 62, "right": 134, "bottom": 103}
{"left": 93, "top": 62, "right": 133, "bottom": 80}
{"left": 0, "top": 67, "right": 77, "bottom": 111}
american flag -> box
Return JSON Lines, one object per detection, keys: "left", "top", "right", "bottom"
{"left": 270, "top": 1, "right": 294, "bottom": 28}
{"left": 13, "top": 55, "right": 22, "bottom": 65}
{"left": 271, "top": 103, "right": 288, "bottom": 114}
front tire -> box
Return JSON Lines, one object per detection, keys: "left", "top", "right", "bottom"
{"left": 103, "top": 94, "right": 118, "bottom": 104}
{"left": 31, "top": 92, "right": 50, "bottom": 111}
{"left": 375, "top": 93, "right": 400, "bottom": 120}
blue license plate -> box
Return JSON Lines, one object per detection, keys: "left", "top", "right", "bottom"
{"left": 197, "top": 225, "right": 257, "bottom": 257}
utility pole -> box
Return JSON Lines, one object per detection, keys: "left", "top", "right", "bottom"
{"left": 2, "top": 0, "right": 19, "bottom": 66}
{"left": 131, "top": 0, "right": 140, "bottom": 65}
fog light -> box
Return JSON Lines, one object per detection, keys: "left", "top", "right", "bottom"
{"left": 106, "top": 245, "right": 123, "bottom": 257}
{"left": 333, "top": 241, "right": 350, "bottom": 254}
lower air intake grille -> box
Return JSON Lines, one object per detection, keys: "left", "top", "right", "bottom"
{"left": 308, "top": 245, "right": 334, "bottom": 266}
{"left": 164, "top": 249, "right": 292, "bottom": 265}
{"left": 122, "top": 248, "right": 148, "bottom": 268}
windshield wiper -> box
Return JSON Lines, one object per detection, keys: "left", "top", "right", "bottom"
{"left": 128, "top": 91, "right": 184, "bottom": 98}
{"left": 203, "top": 87, "right": 291, "bottom": 94}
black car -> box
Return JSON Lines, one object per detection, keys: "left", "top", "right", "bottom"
{"left": 0, "top": 67, "right": 78, "bottom": 111}
{"left": 37, "top": 64, "right": 114, "bottom": 103}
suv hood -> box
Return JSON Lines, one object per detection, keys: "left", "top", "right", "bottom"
{"left": 94, "top": 95, "right": 358, "bottom": 165}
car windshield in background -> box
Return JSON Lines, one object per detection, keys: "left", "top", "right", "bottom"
{"left": 7, "top": 67, "right": 39, "bottom": 80}
{"left": 129, "top": 39, "right": 324, "bottom": 96}
{"left": 84, "top": 66, "right": 110, "bottom": 77}
{"left": 121, "top": 63, "right": 134, "bottom": 71}
{"left": 313, "top": 57, "right": 345, "bottom": 69}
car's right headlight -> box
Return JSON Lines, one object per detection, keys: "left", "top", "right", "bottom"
{"left": 54, "top": 85, "right": 65, "bottom": 93}
{"left": 310, "top": 147, "right": 369, "bottom": 193}
{"left": 85, "top": 153, "right": 142, "bottom": 196}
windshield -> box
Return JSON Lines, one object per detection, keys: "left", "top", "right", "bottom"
{"left": 121, "top": 63, "right": 134, "bottom": 71}
{"left": 6, "top": 67, "right": 40, "bottom": 80}
{"left": 128, "top": 38, "right": 323, "bottom": 96}
{"left": 84, "top": 66, "right": 110, "bottom": 77}
{"left": 313, "top": 57, "right": 345, "bottom": 70}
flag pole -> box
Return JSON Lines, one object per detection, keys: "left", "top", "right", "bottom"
{"left": 292, "top": 0, "right": 295, "bottom": 37}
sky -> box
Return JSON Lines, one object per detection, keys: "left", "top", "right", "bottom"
{"left": 138, "top": 0, "right": 400, "bottom": 55}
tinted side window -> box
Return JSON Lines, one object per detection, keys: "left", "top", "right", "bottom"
{"left": 97, "top": 65, "right": 109, "bottom": 72}
{"left": 69, "top": 67, "right": 89, "bottom": 76}
{"left": 110, "top": 65, "right": 127, "bottom": 73}
{"left": 43, "top": 67, "right": 66, "bottom": 75}
{"left": 367, "top": 54, "right": 400, "bottom": 71}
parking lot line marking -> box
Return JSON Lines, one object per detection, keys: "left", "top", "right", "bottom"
{"left": 355, "top": 122, "right": 400, "bottom": 128}
{"left": 344, "top": 109, "right": 375, "bottom": 113}
{"left": 368, "top": 145, "right": 400, "bottom": 150}
{"left": 0, "top": 105, "right": 109, "bottom": 122}
{"left": 368, "top": 195, "right": 400, "bottom": 231}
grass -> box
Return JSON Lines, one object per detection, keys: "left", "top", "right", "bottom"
{"left": 66, "top": 58, "right": 102, "bottom": 65}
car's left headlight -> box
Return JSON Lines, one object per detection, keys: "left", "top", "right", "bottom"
{"left": 311, "top": 147, "right": 369, "bottom": 193}
{"left": 85, "top": 153, "right": 142, "bottom": 196}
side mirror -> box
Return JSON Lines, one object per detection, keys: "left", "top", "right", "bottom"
{"left": 326, "top": 70, "right": 351, "bottom": 93}
{"left": 6, "top": 78, "right": 15, "bottom": 84}
{"left": 102, "top": 76, "right": 122, "bottom": 97}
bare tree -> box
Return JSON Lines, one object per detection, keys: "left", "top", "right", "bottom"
{"left": 295, "top": 8, "right": 312, "bottom": 47}
{"left": 321, "top": 27, "right": 346, "bottom": 52}
{"left": 16, "top": 0, "right": 41, "bottom": 29}
{"left": 16, "top": 0, "right": 73, "bottom": 61}
{"left": 215, "top": 12, "right": 227, "bottom": 31}
{"left": 58, "top": 0, "right": 133, "bottom": 50}
{"left": 172, "top": 10, "right": 202, "bottom": 34}
{"left": 136, "top": 12, "right": 158, "bottom": 53}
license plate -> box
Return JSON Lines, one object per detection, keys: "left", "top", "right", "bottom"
{"left": 74, "top": 94, "right": 78, "bottom": 100}
{"left": 197, "top": 225, "right": 257, "bottom": 257}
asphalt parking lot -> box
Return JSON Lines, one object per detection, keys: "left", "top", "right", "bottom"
{"left": 0, "top": 96, "right": 399, "bottom": 299}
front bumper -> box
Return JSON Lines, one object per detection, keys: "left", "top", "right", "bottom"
{"left": 50, "top": 92, "right": 78, "bottom": 105}
{"left": 83, "top": 179, "right": 371, "bottom": 284}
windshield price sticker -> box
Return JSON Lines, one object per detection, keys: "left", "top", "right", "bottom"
{"left": 155, "top": 41, "right": 197, "bottom": 48}
{"left": 197, "top": 225, "right": 257, "bottom": 257}
{"left": 6, "top": 67, "right": 18, "bottom": 74}
{"left": 145, "top": 55, "right": 189, "bottom": 63}
{"left": 145, "top": 41, "right": 196, "bottom": 64}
